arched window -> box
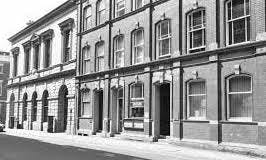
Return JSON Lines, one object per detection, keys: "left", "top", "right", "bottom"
{"left": 81, "top": 90, "right": 92, "bottom": 117}
{"left": 84, "top": 5, "right": 92, "bottom": 31}
{"left": 95, "top": 41, "right": 105, "bottom": 72}
{"left": 22, "top": 93, "right": 28, "bottom": 121}
{"left": 32, "top": 92, "right": 38, "bottom": 122}
{"left": 227, "top": 75, "right": 252, "bottom": 121}
{"left": 226, "top": 0, "right": 250, "bottom": 45}
{"left": 129, "top": 83, "right": 144, "bottom": 118}
{"left": 132, "top": 28, "right": 144, "bottom": 64}
{"left": 156, "top": 19, "right": 171, "bottom": 58}
{"left": 42, "top": 91, "right": 49, "bottom": 122}
{"left": 96, "top": 0, "right": 106, "bottom": 25}
{"left": 187, "top": 80, "right": 206, "bottom": 119}
{"left": 187, "top": 9, "right": 206, "bottom": 53}
{"left": 82, "top": 46, "right": 91, "bottom": 74}
{"left": 114, "top": 35, "right": 124, "bottom": 68}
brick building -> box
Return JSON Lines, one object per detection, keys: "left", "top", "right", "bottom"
{"left": 6, "top": 0, "right": 78, "bottom": 134}
{"left": 0, "top": 51, "right": 10, "bottom": 124}
{"left": 75, "top": 0, "right": 266, "bottom": 146}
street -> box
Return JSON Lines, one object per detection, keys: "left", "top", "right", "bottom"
{"left": 0, "top": 129, "right": 264, "bottom": 160}
{"left": 0, "top": 134, "right": 146, "bottom": 160}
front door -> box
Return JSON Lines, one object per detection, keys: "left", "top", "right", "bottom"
{"left": 117, "top": 89, "right": 123, "bottom": 132}
{"left": 160, "top": 83, "right": 170, "bottom": 136}
{"left": 98, "top": 91, "right": 103, "bottom": 131}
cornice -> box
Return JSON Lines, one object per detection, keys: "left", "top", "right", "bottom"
{"left": 8, "top": 69, "right": 76, "bottom": 88}
{"left": 8, "top": 0, "right": 77, "bottom": 43}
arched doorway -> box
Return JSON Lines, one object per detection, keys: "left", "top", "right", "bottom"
{"left": 58, "top": 85, "right": 68, "bottom": 132}
{"left": 9, "top": 94, "right": 15, "bottom": 129}
{"left": 22, "top": 93, "right": 28, "bottom": 127}
{"left": 32, "top": 92, "right": 38, "bottom": 123}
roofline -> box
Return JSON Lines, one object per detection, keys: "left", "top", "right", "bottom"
{"left": 8, "top": 0, "right": 77, "bottom": 43}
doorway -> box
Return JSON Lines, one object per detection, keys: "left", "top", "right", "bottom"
{"left": 117, "top": 88, "right": 123, "bottom": 133}
{"left": 159, "top": 83, "right": 170, "bottom": 136}
{"left": 98, "top": 91, "right": 103, "bottom": 132}
{"left": 58, "top": 85, "right": 68, "bottom": 132}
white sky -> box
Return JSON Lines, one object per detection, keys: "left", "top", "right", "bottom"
{"left": 0, "top": 0, "right": 67, "bottom": 52}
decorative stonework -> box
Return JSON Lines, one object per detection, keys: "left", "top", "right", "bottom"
{"left": 234, "top": 64, "right": 241, "bottom": 75}
{"left": 152, "top": 70, "right": 173, "bottom": 83}
{"left": 58, "top": 18, "right": 74, "bottom": 33}
{"left": 209, "top": 54, "right": 218, "bottom": 62}
{"left": 192, "top": 70, "right": 198, "bottom": 79}
{"left": 111, "top": 77, "right": 125, "bottom": 88}
{"left": 40, "top": 29, "right": 54, "bottom": 41}
{"left": 93, "top": 79, "right": 105, "bottom": 90}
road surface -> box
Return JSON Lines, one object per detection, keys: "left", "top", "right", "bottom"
{"left": 0, "top": 134, "right": 146, "bottom": 160}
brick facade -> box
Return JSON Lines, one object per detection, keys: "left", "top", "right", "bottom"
{"left": 76, "top": 0, "right": 266, "bottom": 146}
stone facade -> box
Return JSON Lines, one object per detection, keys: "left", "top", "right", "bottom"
{"left": 6, "top": 0, "right": 77, "bottom": 134}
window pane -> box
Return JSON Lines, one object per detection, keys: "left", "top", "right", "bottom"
{"left": 160, "top": 38, "right": 170, "bottom": 56}
{"left": 118, "top": 89, "right": 123, "bottom": 98}
{"left": 189, "top": 81, "right": 206, "bottom": 95}
{"left": 135, "top": 30, "right": 144, "bottom": 45}
{"left": 116, "top": 0, "right": 125, "bottom": 17}
{"left": 246, "top": 0, "right": 250, "bottom": 15}
{"left": 160, "top": 21, "right": 169, "bottom": 37}
{"left": 232, "top": 0, "right": 245, "bottom": 19}
{"left": 131, "top": 84, "right": 143, "bottom": 98}
{"left": 84, "top": 6, "right": 92, "bottom": 30}
{"left": 99, "top": 0, "right": 105, "bottom": 10}
{"left": 136, "top": 0, "right": 143, "bottom": 9}
{"left": 233, "top": 18, "right": 246, "bottom": 44}
{"left": 97, "top": 44, "right": 104, "bottom": 56}
{"left": 44, "top": 39, "right": 51, "bottom": 68}
{"left": 99, "top": 57, "right": 105, "bottom": 71}
{"left": 227, "top": 1, "right": 232, "bottom": 20}
{"left": 97, "top": 0, "right": 105, "bottom": 25}
{"left": 116, "top": 36, "right": 124, "bottom": 50}
{"left": 135, "top": 46, "right": 144, "bottom": 63}
{"left": 247, "top": 17, "right": 250, "bottom": 41}
{"left": 192, "top": 11, "right": 202, "bottom": 28}
{"left": 193, "top": 30, "right": 204, "bottom": 48}
{"left": 229, "top": 93, "right": 252, "bottom": 118}
{"left": 131, "top": 107, "right": 144, "bottom": 118}
{"left": 189, "top": 95, "right": 206, "bottom": 117}
{"left": 229, "top": 76, "right": 251, "bottom": 92}
{"left": 229, "top": 22, "right": 233, "bottom": 45}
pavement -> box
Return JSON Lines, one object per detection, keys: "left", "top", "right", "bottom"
{"left": 1, "top": 129, "right": 265, "bottom": 160}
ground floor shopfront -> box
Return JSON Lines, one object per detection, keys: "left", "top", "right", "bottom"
{"left": 76, "top": 41, "right": 266, "bottom": 146}
{"left": 6, "top": 75, "right": 76, "bottom": 134}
